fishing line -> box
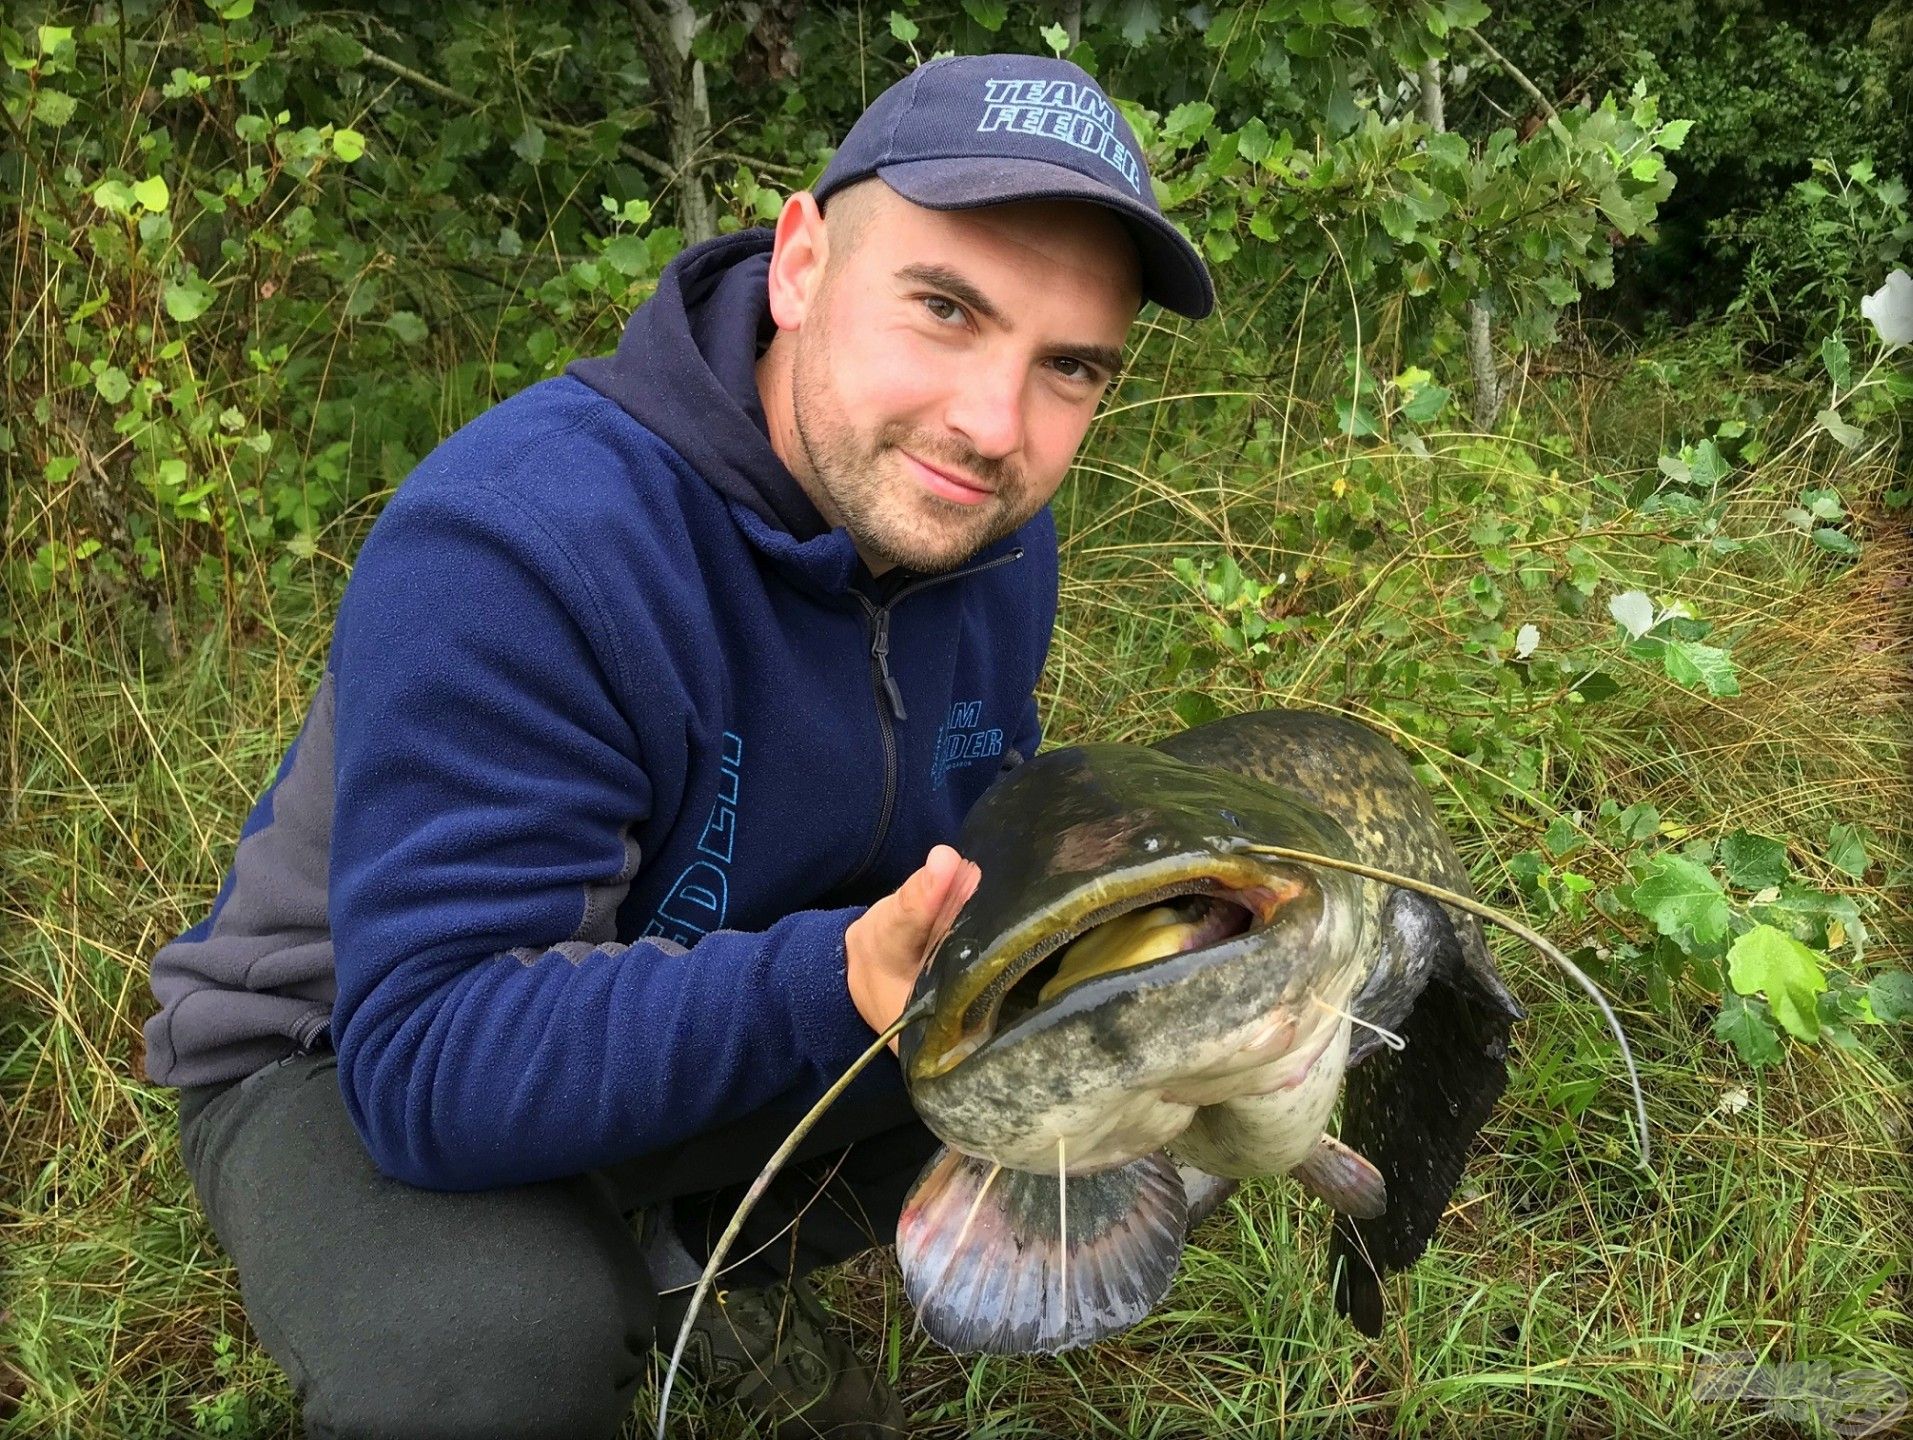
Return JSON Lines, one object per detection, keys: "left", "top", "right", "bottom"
{"left": 653, "top": 991, "right": 934, "bottom": 1440}
{"left": 1237, "top": 842, "right": 1653, "bottom": 1171}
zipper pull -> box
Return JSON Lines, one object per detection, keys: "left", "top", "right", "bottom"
{"left": 870, "top": 608, "right": 907, "bottom": 721}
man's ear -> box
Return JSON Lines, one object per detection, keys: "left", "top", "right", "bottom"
{"left": 766, "top": 191, "right": 829, "bottom": 331}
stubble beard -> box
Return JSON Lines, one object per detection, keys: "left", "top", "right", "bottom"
{"left": 789, "top": 308, "right": 1036, "bottom": 575}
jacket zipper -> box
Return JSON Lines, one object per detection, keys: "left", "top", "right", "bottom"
{"left": 844, "top": 547, "right": 1024, "bottom": 889}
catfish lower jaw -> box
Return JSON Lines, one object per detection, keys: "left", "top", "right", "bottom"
{"left": 914, "top": 874, "right": 1305, "bottom": 1081}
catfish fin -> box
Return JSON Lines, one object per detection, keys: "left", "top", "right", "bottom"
{"left": 1290, "top": 1134, "right": 1386, "bottom": 1219}
{"left": 1330, "top": 897, "right": 1520, "bottom": 1336}
{"left": 896, "top": 1145, "right": 1186, "bottom": 1355}
{"left": 1176, "top": 1163, "right": 1239, "bottom": 1232}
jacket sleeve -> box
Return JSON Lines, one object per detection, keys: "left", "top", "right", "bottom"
{"left": 327, "top": 480, "right": 891, "bottom": 1191}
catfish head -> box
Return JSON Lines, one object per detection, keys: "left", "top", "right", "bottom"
{"left": 897, "top": 742, "right": 1368, "bottom": 1176}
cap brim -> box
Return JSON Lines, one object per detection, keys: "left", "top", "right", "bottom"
{"left": 875, "top": 156, "right": 1215, "bottom": 320}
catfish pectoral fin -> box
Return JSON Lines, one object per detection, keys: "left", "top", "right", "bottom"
{"left": 1176, "top": 1163, "right": 1240, "bottom": 1232}
{"left": 895, "top": 1145, "right": 1187, "bottom": 1356}
{"left": 1290, "top": 1134, "right": 1386, "bottom": 1219}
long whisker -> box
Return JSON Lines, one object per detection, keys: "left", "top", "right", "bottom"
{"left": 1056, "top": 1136, "right": 1068, "bottom": 1333}
{"left": 1238, "top": 842, "right": 1652, "bottom": 1171}
{"left": 926, "top": 1156, "right": 1003, "bottom": 1308}
{"left": 1311, "top": 994, "right": 1407, "bottom": 1051}
{"left": 653, "top": 992, "right": 934, "bottom": 1440}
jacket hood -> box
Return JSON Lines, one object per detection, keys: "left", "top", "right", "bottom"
{"left": 568, "top": 228, "right": 830, "bottom": 542}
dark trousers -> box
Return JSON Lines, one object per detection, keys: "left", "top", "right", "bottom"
{"left": 178, "top": 1051, "right": 940, "bottom": 1440}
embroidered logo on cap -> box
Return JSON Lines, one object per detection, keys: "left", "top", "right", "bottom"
{"left": 975, "top": 79, "right": 1143, "bottom": 195}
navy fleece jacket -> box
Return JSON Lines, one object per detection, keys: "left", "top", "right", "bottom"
{"left": 327, "top": 229, "right": 1057, "bottom": 1189}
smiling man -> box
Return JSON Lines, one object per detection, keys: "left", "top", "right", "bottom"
{"left": 145, "top": 54, "right": 1211, "bottom": 1440}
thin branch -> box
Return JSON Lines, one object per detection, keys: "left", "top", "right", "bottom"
{"left": 1466, "top": 30, "right": 1559, "bottom": 122}
{"left": 356, "top": 43, "right": 676, "bottom": 181}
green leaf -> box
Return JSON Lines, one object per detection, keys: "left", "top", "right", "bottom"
{"left": 1657, "top": 118, "right": 1693, "bottom": 151}
{"left": 1867, "top": 971, "right": 1913, "bottom": 1024}
{"left": 331, "top": 127, "right": 366, "bottom": 162}
{"left": 1663, "top": 640, "right": 1738, "bottom": 696}
{"left": 1727, "top": 924, "right": 1827, "bottom": 1041}
{"left": 94, "top": 366, "right": 131, "bottom": 404}
{"left": 1720, "top": 830, "right": 1787, "bottom": 889}
{"left": 1824, "top": 823, "right": 1872, "bottom": 879}
{"left": 1614, "top": 802, "right": 1660, "bottom": 841}
{"left": 1162, "top": 101, "right": 1216, "bottom": 150}
{"left": 132, "top": 175, "right": 171, "bottom": 213}
{"left": 1714, "top": 990, "right": 1783, "bottom": 1066}
{"left": 163, "top": 276, "right": 215, "bottom": 323}
{"left": 385, "top": 311, "right": 428, "bottom": 345}
{"left": 1399, "top": 381, "right": 1449, "bottom": 423}
{"left": 1170, "top": 690, "right": 1223, "bottom": 728}
{"left": 511, "top": 123, "right": 546, "bottom": 166}
{"left": 602, "top": 234, "right": 649, "bottom": 277}
{"left": 1815, "top": 408, "right": 1863, "bottom": 448}
{"left": 33, "top": 88, "right": 76, "bottom": 126}
{"left": 960, "top": 0, "right": 1007, "bottom": 31}
{"left": 1820, "top": 336, "right": 1851, "bottom": 390}
{"left": 1608, "top": 589, "right": 1655, "bottom": 639}
{"left": 1237, "top": 117, "right": 1273, "bottom": 165}
{"left": 889, "top": 12, "right": 920, "bottom": 43}
{"left": 1040, "top": 22, "right": 1069, "bottom": 55}
{"left": 92, "top": 179, "right": 136, "bottom": 215}
{"left": 1632, "top": 853, "right": 1730, "bottom": 950}
{"left": 219, "top": 0, "right": 255, "bottom": 18}
{"left": 1811, "top": 527, "right": 1860, "bottom": 558}
{"left": 1542, "top": 815, "right": 1584, "bottom": 859}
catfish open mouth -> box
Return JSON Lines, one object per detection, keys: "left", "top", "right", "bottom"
{"left": 974, "top": 879, "right": 1295, "bottom": 1037}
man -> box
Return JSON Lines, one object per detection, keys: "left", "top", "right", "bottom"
{"left": 144, "top": 53, "right": 1213, "bottom": 1439}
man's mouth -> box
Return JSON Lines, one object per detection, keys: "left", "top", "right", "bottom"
{"left": 899, "top": 449, "right": 994, "bottom": 506}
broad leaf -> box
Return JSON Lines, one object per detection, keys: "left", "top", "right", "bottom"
{"left": 1727, "top": 924, "right": 1827, "bottom": 1041}
{"left": 1633, "top": 853, "right": 1730, "bottom": 950}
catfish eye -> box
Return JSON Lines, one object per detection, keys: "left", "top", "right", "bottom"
{"left": 1142, "top": 835, "right": 1161, "bottom": 853}
{"left": 1220, "top": 809, "right": 1241, "bottom": 827}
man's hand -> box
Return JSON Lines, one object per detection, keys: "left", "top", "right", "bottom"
{"left": 845, "top": 845, "right": 980, "bottom": 1054}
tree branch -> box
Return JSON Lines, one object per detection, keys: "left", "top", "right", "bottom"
{"left": 356, "top": 43, "right": 676, "bottom": 181}
{"left": 1465, "top": 31, "right": 1559, "bottom": 122}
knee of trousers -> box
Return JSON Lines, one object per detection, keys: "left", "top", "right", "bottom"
{"left": 297, "top": 1278, "right": 659, "bottom": 1440}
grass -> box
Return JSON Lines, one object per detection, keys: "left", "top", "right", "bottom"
{"left": 4, "top": 318, "right": 1909, "bottom": 1438}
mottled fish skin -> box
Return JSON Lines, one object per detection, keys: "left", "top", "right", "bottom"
{"left": 1151, "top": 709, "right": 1519, "bottom": 1053}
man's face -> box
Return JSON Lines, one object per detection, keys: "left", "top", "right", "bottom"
{"left": 762, "top": 182, "right": 1142, "bottom": 575}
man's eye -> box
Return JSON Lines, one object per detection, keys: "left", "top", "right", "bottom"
{"left": 923, "top": 295, "right": 964, "bottom": 324}
{"left": 1051, "top": 357, "right": 1097, "bottom": 384}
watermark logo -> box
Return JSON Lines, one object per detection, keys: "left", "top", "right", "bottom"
{"left": 1692, "top": 1350, "right": 1907, "bottom": 1437}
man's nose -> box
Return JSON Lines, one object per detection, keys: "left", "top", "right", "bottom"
{"left": 943, "top": 357, "right": 1026, "bottom": 461}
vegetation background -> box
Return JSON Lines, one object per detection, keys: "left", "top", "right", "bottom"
{"left": 4, "top": 0, "right": 1910, "bottom": 1435}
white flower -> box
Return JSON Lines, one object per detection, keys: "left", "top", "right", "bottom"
{"left": 1718, "top": 1085, "right": 1751, "bottom": 1117}
{"left": 1861, "top": 269, "right": 1913, "bottom": 347}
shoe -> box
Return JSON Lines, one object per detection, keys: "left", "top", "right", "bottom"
{"left": 656, "top": 1276, "right": 908, "bottom": 1439}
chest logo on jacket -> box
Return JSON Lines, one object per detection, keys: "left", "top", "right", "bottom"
{"left": 642, "top": 731, "right": 744, "bottom": 946}
{"left": 931, "top": 700, "right": 1003, "bottom": 791}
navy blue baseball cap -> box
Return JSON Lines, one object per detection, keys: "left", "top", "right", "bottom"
{"left": 813, "top": 54, "right": 1215, "bottom": 320}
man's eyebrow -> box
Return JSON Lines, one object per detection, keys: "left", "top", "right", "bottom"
{"left": 895, "top": 262, "right": 1126, "bottom": 378}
